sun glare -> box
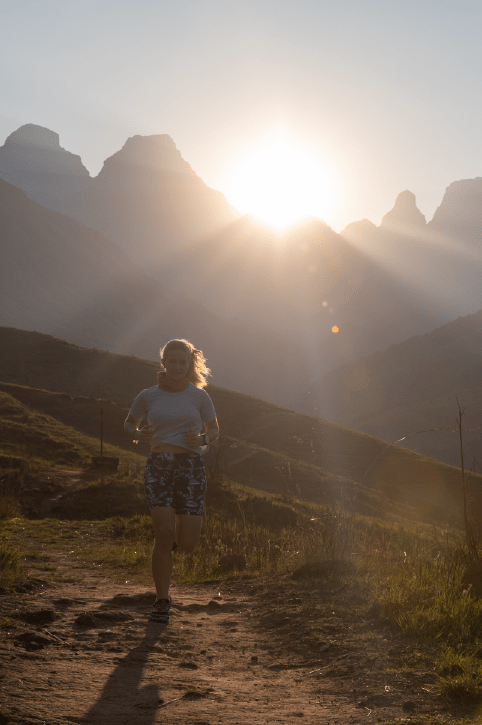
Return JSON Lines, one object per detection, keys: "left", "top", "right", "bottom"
{"left": 226, "top": 134, "right": 332, "bottom": 231}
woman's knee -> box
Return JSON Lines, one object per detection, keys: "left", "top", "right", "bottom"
{"left": 153, "top": 526, "right": 175, "bottom": 551}
{"left": 150, "top": 507, "right": 176, "bottom": 550}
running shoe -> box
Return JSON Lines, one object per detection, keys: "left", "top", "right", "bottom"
{"left": 149, "top": 598, "right": 170, "bottom": 624}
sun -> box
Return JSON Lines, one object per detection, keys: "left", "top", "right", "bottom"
{"left": 225, "top": 134, "right": 332, "bottom": 231}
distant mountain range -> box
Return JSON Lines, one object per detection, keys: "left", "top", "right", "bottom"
{"left": 295, "top": 309, "right": 482, "bottom": 468}
{"left": 0, "top": 126, "right": 465, "bottom": 367}
{"left": 1, "top": 123, "right": 481, "bottom": 449}
{"left": 0, "top": 124, "right": 239, "bottom": 264}
{"left": 341, "top": 188, "right": 482, "bottom": 319}
{"left": 0, "top": 177, "right": 303, "bottom": 405}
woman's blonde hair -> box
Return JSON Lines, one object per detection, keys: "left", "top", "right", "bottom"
{"left": 159, "top": 339, "right": 211, "bottom": 388}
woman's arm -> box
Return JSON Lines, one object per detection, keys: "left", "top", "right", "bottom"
{"left": 125, "top": 414, "right": 153, "bottom": 444}
{"left": 203, "top": 417, "right": 219, "bottom": 445}
{"left": 185, "top": 418, "right": 219, "bottom": 448}
{"left": 124, "top": 414, "right": 153, "bottom": 444}
{"left": 125, "top": 415, "right": 153, "bottom": 445}
{"left": 124, "top": 414, "right": 141, "bottom": 442}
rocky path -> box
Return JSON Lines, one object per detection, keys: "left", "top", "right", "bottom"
{"left": 1, "top": 518, "right": 445, "bottom": 724}
{"left": 1, "top": 564, "right": 352, "bottom": 724}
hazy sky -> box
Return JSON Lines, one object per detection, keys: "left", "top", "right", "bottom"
{"left": 1, "top": 0, "right": 481, "bottom": 231}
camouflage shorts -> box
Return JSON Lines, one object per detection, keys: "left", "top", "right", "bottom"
{"left": 143, "top": 453, "right": 207, "bottom": 515}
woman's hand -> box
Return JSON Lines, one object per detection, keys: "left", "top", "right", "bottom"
{"left": 138, "top": 425, "right": 153, "bottom": 444}
{"left": 185, "top": 429, "right": 204, "bottom": 447}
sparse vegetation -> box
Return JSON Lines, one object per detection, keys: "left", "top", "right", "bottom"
{"left": 0, "top": 535, "right": 21, "bottom": 590}
{"left": 4, "top": 460, "right": 482, "bottom": 714}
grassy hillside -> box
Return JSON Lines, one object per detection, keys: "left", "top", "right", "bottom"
{"left": 0, "top": 328, "right": 478, "bottom": 528}
{"left": 3, "top": 339, "right": 482, "bottom": 718}
{"left": 0, "top": 387, "right": 142, "bottom": 469}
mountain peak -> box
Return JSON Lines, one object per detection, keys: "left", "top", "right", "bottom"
{"left": 5, "top": 124, "right": 60, "bottom": 149}
{"left": 381, "top": 190, "right": 426, "bottom": 229}
{"left": 429, "top": 177, "right": 482, "bottom": 239}
{"left": 97, "top": 134, "right": 195, "bottom": 177}
{"left": 0, "top": 124, "right": 90, "bottom": 205}
{"left": 341, "top": 218, "right": 378, "bottom": 239}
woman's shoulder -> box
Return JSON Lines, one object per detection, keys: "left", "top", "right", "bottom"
{"left": 188, "top": 383, "right": 211, "bottom": 397}
{"left": 136, "top": 385, "right": 161, "bottom": 399}
{"left": 188, "top": 385, "right": 215, "bottom": 410}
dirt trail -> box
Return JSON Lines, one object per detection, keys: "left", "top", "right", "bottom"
{"left": 0, "top": 544, "right": 445, "bottom": 725}
{"left": 0, "top": 472, "right": 445, "bottom": 724}
{"left": 1, "top": 552, "right": 353, "bottom": 725}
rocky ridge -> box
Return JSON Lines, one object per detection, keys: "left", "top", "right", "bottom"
{"left": 0, "top": 124, "right": 90, "bottom": 205}
{"left": 380, "top": 189, "right": 427, "bottom": 229}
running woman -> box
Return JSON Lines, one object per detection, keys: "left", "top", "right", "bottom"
{"left": 124, "top": 339, "right": 219, "bottom": 624}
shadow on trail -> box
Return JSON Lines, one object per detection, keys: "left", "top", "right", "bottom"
{"left": 80, "top": 622, "right": 166, "bottom": 725}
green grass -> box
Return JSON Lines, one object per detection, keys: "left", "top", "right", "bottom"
{"left": 372, "top": 539, "right": 482, "bottom": 640}
{"left": 4, "top": 468, "right": 482, "bottom": 713}
{"left": 0, "top": 534, "right": 22, "bottom": 589}
{"left": 367, "top": 528, "right": 482, "bottom": 709}
{"left": 0, "top": 492, "right": 21, "bottom": 520}
{"left": 0, "top": 460, "right": 23, "bottom": 520}
{"left": 436, "top": 647, "right": 482, "bottom": 704}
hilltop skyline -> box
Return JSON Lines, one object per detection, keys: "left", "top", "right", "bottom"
{"left": 2, "top": 0, "right": 482, "bottom": 231}
{"left": 2, "top": 118, "right": 482, "bottom": 468}
{"left": 3, "top": 118, "right": 482, "bottom": 408}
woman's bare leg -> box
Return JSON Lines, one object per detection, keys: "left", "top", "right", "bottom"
{"left": 150, "top": 510, "right": 204, "bottom": 600}
{"left": 150, "top": 507, "right": 176, "bottom": 600}
{"left": 176, "top": 514, "right": 203, "bottom": 553}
